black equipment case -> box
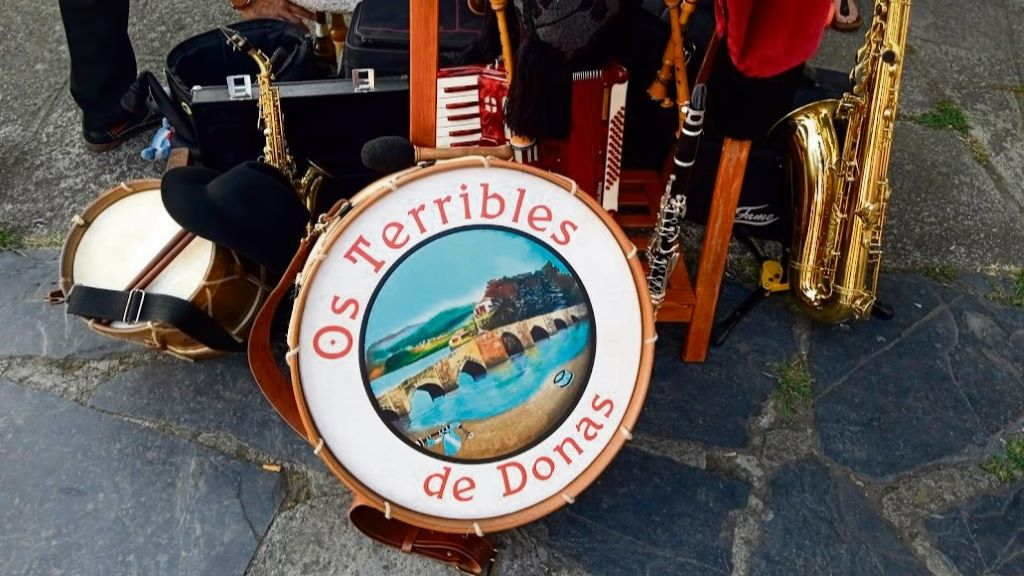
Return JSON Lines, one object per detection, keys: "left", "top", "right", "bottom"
{"left": 157, "top": 19, "right": 411, "bottom": 211}
{"left": 188, "top": 77, "right": 410, "bottom": 212}
{"left": 341, "top": 0, "right": 498, "bottom": 76}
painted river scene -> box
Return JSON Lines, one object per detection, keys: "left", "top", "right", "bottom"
{"left": 362, "top": 228, "right": 595, "bottom": 462}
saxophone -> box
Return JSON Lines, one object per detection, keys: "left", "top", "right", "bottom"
{"left": 222, "top": 28, "right": 330, "bottom": 217}
{"left": 774, "top": 0, "right": 911, "bottom": 323}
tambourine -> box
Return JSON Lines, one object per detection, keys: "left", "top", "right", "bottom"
{"left": 249, "top": 157, "right": 654, "bottom": 572}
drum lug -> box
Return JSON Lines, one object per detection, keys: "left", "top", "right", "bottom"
{"left": 310, "top": 200, "right": 352, "bottom": 238}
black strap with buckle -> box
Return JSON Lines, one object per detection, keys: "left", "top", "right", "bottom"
{"left": 65, "top": 285, "right": 243, "bottom": 352}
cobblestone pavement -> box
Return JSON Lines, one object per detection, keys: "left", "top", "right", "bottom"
{"left": 2, "top": 249, "right": 1022, "bottom": 576}
{"left": 2, "top": 0, "right": 1024, "bottom": 575}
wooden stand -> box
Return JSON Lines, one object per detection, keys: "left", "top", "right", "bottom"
{"left": 409, "top": 1, "right": 439, "bottom": 147}
{"left": 407, "top": 1, "right": 750, "bottom": 363}
{"left": 682, "top": 138, "right": 750, "bottom": 361}
{"left": 613, "top": 140, "right": 748, "bottom": 363}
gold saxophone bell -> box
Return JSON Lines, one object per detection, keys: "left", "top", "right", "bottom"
{"left": 773, "top": 0, "right": 911, "bottom": 323}
{"left": 298, "top": 161, "right": 332, "bottom": 222}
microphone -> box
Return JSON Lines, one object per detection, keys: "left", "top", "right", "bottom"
{"left": 361, "top": 136, "right": 514, "bottom": 173}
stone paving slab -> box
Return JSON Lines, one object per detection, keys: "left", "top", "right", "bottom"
{"left": 751, "top": 459, "right": 929, "bottom": 576}
{"left": 248, "top": 471, "right": 581, "bottom": 576}
{"left": 0, "top": 377, "right": 283, "bottom": 576}
{"left": 533, "top": 447, "right": 750, "bottom": 575}
{"left": 247, "top": 489, "right": 456, "bottom": 576}
{"left": 814, "top": 0, "right": 1024, "bottom": 227}
{"left": 637, "top": 283, "right": 794, "bottom": 449}
{"left": 925, "top": 483, "right": 1024, "bottom": 576}
{"left": 884, "top": 123, "right": 1024, "bottom": 271}
{"left": 249, "top": 444, "right": 750, "bottom": 575}
{"left": 90, "top": 354, "right": 324, "bottom": 470}
{"left": 0, "top": 250, "right": 134, "bottom": 359}
{"left": 813, "top": 274, "right": 1024, "bottom": 480}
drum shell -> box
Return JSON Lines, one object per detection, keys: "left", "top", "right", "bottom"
{"left": 60, "top": 180, "right": 269, "bottom": 360}
{"left": 284, "top": 158, "right": 655, "bottom": 534}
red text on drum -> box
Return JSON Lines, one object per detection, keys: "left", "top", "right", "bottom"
{"left": 311, "top": 182, "right": 583, "bottom": 361}
{"left": 344, "top": 182, "right": 580, "bottom": 274}
{"left": 421, "top": 392, "right": 615, "bottom": 502}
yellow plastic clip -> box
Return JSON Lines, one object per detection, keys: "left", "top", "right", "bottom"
{"left": 760, "top": 260, "right": 790, "bottom": 293}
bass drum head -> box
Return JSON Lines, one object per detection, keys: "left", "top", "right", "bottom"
{"left": 290, "top": 158, "right": 654, "bottom": 533}
{"left": 68, "top": 182, "right": 214, "bottom": 310}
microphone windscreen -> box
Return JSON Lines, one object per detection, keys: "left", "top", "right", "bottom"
{"left": 361, "top": 136, "right": 415, "bottom": 174}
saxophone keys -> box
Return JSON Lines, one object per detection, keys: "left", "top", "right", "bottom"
{"left": 856, "top": 202, "right": 882, "bottom": 228}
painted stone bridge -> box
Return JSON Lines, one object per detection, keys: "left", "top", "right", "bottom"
{"left": 376, "top": 304, "right": 589, "bottom": 420}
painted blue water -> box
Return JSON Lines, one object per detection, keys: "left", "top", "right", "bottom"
{"left": 369, "top": 346, "right": 450, "bottom": 397}
{"left": 402, "top": 320, "right": 593, "bottom": 432}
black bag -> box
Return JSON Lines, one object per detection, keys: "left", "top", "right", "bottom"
{"left": 341, "top": 0, "right": 500, "bottom": 76}
{"left": 159, "top": 20, "right": 317, "bottom": 147}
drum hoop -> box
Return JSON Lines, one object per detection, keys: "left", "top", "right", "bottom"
{"left": 60, "top": 179, "right": 219, "bottom": 335}
{"left": 287, "top": 157, "right": 656, "bottom": 534}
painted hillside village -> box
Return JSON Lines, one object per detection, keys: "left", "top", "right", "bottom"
{"left": 365, "top": 260, "right": 595, "bottom": 461}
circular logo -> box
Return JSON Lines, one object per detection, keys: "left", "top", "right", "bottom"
{"left": 362, "top": 226, "right": 596, "bottom": 463}
{"left": 295, "top": 164, "right": 646, "bottom": 523}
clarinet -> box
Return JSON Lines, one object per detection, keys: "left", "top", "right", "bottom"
{"left": 646, "top": 84, "right": 707, "bottom": 310}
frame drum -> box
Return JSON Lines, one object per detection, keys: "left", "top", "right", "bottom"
{"left": 288, "top": 158, "right": 654, "bottom": 533}
{"left": 60, "top": 180, "right": 268, "bottom": 359}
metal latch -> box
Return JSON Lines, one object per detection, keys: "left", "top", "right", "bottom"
{"left": 226, "top": 74, "right": 253, "bottom": 100}
{"left": 352, "top": 68, "right": 375, "bottom": 93}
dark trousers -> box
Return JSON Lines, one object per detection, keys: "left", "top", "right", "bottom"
{"left": 58, "top": 0, "right": 137, "bottom": 129}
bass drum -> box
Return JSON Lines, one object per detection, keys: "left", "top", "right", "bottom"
{"left": 287, "top": 157, "right": 654, "bottom": 535}
{"left": 60, "top": 180, "right": 269, "bottom": 359}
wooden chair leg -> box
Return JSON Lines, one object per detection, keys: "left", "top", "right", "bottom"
{"left": 409, "top": 0, "right": 439, "bottom": 147}
{"left": 684, "top": 138, "right": 751, "bottom": 362}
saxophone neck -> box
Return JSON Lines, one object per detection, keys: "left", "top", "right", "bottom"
{"left": 250, "top": 49, "right": 274, "bottom": 79}
{"left": 221, "top": 27, "right": 273, "bottom": 78}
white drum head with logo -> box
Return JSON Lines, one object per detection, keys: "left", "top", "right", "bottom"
{"left": 290, "top": 158, "right": 653, "bottom": 532}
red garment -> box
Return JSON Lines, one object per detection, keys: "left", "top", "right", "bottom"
{"left": 715, "top": 0, "right": 833, "bottom": 77}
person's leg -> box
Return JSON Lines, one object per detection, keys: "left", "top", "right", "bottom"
{"left": 58, "top": 0, "right": 137, "bottom": 128}
{"left": 832, "top": 0, "right": 862, "bottom": 31}
{"left": 59, "top": 0, "right": 156, "bottom": 150}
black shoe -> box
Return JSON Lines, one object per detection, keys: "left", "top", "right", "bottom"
{"left": 82, "top": 78, "right": 161, "bottom": 152}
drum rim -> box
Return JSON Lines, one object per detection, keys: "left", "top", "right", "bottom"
{"left": 287, "top": 156, "right": 655, "bottom": 534}
{"left": 59, "top": 179, "right": 218, "bottom": 336}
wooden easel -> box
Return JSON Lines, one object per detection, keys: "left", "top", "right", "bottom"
{"left": 408, "top": 2, "right": 749, "bottom": 363}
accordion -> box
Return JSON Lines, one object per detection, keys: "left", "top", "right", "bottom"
{"left": 435, "top": 65, "right": 629, "bottom": 210}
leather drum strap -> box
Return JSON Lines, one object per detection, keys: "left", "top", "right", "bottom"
{"left": 246, "top": 227, "right": 315, "bottom": 438}
{"left": 246, "top": 201, "right": 497, "bottom": 575}
{"left": 349, "top": 495, "right": 496, "bottom": 575}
